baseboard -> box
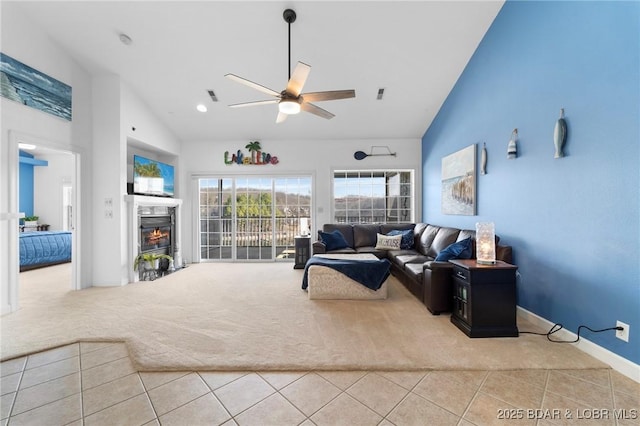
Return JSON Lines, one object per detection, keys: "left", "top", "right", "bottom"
{"left": 1, "top": 303, "right": 12, "bottom": 316}
{"left": 517, "top": 306, "right": 640, "bottom": 383}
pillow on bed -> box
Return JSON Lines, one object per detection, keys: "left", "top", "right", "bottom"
{"left": 387, "top": 229, "right": 414, "bottom": 249}
{"left": 319, "top": 230, "right": 350, "bottom": 251}
{"left": 434, "top": 237, "right": 472, "bottom": 262}
{"left": 375, "top": 233, "right": 402, "bottom": 250}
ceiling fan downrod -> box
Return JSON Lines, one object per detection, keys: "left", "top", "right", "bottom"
{"left": 283, "top": 9, "right": 296, "bottom": 81}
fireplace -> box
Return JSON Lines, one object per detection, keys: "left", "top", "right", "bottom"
{"left": 140, "top": 215, "right": 173, "bottom": 254}
{"left": 126, "top": 195, "right": 183, "bottom": 283}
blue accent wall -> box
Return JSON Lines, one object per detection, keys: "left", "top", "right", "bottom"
{"left": 422, "top": 1, "right": 639, "bottom": 364}
{"left": 19, "top": 151, "right": 35, "bottom": 218}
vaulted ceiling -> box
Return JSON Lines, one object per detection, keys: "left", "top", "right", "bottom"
{"left": 10, "top": 1, "right": 504, "bottom": 143}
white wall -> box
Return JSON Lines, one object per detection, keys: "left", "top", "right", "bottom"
{"left": 34, "top": 153, "right": 75, "bottom": 230}
{"left": 123, "top": 84, "right": 181, "bottom": 156}
{"left": 90, "top": 80, "right": 181, "bottom": 286}
{"left": 179, "top": 138, "right": 422, "bottom": 263}
{"left": 0, "top": 3, "right": 93, "bottom": 312}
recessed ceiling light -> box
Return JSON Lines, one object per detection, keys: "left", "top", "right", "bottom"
{"left": 196, "top": 104, "right": 207, "bottom": 112}
{"left": 18, "top": 143, "right": 36, "bottom": 150}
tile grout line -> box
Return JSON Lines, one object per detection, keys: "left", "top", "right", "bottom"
{"left": 458, "top": 369, "right": 491, "bottom": 423}
{"left": 5, "top": 357, "right": 26, "bottom": 421}
{"left": 536, "top": 369, "right": 552, "bottom": 426}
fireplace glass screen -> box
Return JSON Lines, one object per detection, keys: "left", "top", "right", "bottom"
{"left": 141, "top": 224, "right": 171, "bottom": 252}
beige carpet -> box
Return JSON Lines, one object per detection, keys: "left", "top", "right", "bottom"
{"left": 1, "top": 262, "right": 607, "bottom": 372}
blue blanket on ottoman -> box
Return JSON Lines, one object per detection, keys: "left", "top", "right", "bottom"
{"left": 301, "top": 257, "right": 391, "bottom": 291}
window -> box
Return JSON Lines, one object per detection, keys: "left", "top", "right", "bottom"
{"left": 333, "top": 170, "right": 413, "bottom": 223}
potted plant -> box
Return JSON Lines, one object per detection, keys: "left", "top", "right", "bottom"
{"left": 133, "top": 253, "right": 173, "bottom": 273}
{"left": 23, "top": 215, "right": 39, "bottom": 229}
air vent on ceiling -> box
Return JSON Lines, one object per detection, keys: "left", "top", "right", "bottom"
{"left": 208, "top": 90, "right": 218, "bottom": 102}
{"left": 376, "top": 88, "right": 385, "bottom": 100}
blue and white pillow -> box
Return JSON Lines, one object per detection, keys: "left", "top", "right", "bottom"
{"left": 387, "top": 229, "right": 414, "bottom": 249}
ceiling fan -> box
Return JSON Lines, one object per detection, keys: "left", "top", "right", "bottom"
{"left": 225, "top": 8, "right": 355, "bottom": 123}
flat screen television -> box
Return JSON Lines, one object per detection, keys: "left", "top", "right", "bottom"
{"left": 133, "top": 155, "right": 175, "bottom": 197}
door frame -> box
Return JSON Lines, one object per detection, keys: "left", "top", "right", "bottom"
{"left": 8, "top": 130, "right": 82, "bottom": 311}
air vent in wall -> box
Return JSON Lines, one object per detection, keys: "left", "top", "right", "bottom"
{"left": 376, "top": 88, "right": 385, "bottom": 100}
{"left": 208, "top": 90, "right": 218, "bottom": 102}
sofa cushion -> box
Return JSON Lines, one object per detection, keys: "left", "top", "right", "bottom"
{"left": 375, "top": 233, "right": 402, "bottom": 250}
{"left": 426, "top": 227, "right": 461, "bottom": 258}
{"left": 404, "top": 263, "right": 425, "bottom": 282}
{"left": 325, "top": 247, "right": 357, "bottom": 254}
{"left": 353, "top": 224, "right": 381, "bottom": 248}
{"left": 355, "top": 247, "right": 387, "bottom": 258}
{"left": 435, "top": 237, "right": 473, "bottom": 261}
{"left": 386, "top": 229, "right": 414, "bottom": 249}
{"left": 319, "top": 230, "right": 350, "bottom": 251}
{"left": 394, "top": 254, "right": 430, "bottom": 268}
{"left": 417, "top": 225, "right": 440, "bottom": 255}
{"left": 321, "top": 224, "right": 354, "bottom": 248}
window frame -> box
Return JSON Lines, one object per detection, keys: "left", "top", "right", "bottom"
{"left": 332, "top": 169, "right": 415, "bottom": 224}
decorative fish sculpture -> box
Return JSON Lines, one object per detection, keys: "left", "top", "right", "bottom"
{"left": 554, "top": 108, "right": 567, "bottom": 158}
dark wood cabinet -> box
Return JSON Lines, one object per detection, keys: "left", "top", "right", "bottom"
{"left": 449, "top": 259, "right": 518, "bottom": 338}
{"left": 293, "top": 236, "right": 311, "bottom": 269}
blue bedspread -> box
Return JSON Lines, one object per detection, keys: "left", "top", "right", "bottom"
{"left": 302, "top": 257, "right": 391, "bottom": 291}
{"left": 20, "top": 231, "right": 72, "bottom": 268}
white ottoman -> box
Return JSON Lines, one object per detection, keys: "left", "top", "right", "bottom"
{"left": 307, "top": 253, "right": 388, "bottom": 300}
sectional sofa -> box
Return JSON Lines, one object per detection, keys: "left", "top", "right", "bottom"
{"left": 312, "top": 223, "right": 513, "bottom": 314}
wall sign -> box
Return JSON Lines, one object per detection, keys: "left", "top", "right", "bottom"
{"left": 224, "top": 141, "right": 279, "bottom": 165}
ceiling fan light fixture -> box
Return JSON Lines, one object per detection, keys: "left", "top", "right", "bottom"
{"left": 278, "top": 99, "right": 301, "bottom": 115}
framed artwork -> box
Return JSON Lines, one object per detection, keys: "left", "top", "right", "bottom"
{"left": 0, "top": 52, "right": 72, "bottom": 121}
{"left": 441, "top": 144, "right": 476, "bottom": 215}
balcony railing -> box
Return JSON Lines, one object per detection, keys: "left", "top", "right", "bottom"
{"left": 200, "top": 217, "right": 310, "bottom": 248}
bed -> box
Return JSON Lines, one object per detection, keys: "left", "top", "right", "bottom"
{"left": 19, "top": 231, "right": 72, "bottom": 271}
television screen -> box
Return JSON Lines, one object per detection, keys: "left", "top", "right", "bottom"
{"left": 133, "top": 155, "right": 174, "bottom": 197}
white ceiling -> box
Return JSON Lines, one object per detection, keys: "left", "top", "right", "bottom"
{"left": 10, "top": 1, "right": 504, "bottom": 143}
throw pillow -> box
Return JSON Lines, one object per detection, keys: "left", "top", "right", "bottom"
{"left": 387, "top": 229, "right": 414, "bottom": 249}
{"left": 434, "top": 237, "right": 473, "bottom": 262}
{"left": 319, "top": 230, "right": 350, "bottom": 251}
{"left": 375, "top": 233, "right": 402, "bottom": 250}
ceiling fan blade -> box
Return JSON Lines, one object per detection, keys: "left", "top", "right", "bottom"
{"left": 286, "top": 62, "right": 311, "bottom": 97}
{"left": 301, "top": 102, "right": 335, "bottom": 120}
{"left": 225, "top": 74, "right": 280, "bottom": 97}
{"left": 302, "top": 90, "right": 356, "bottom": 102}
{"left": 229, "top": 99, "right": 279, "bottom": 108}
{"left": 276, "top": 112, "right": 288, "bottom": 123}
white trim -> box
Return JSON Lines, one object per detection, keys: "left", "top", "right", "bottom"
{"left": 518, "top": 306, "right": 640, "bottom": 383}
{"left": 124, "top": 194, "right": 183, "bottom": 283}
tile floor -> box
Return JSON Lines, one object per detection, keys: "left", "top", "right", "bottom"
{"left": 1, "top": 342, "right": 638, "bottom": 426}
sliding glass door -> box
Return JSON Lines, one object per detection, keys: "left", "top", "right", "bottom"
{"left": 198, "top": 176, "right": 311, "bottom": 261}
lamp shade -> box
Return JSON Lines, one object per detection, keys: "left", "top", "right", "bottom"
{"left": 279, "top": 99, "right": 301, "bottom": 115}
{"left": 476, "top": 222, "right": 496, "bottom": 264}
{"left": 299, "top": 218, "right": 309, "bottom": 236}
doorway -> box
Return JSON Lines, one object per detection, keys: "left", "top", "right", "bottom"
{"left": 197, "top": 176, "right": 312, "bottom": 261}
{"left": 9, "top": 131, "right": 81, "bottom": 311}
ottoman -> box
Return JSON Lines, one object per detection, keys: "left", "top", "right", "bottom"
{"left": 307, "top": 253, "right": 389, "bottom": 300}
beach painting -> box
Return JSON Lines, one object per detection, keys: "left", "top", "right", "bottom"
{"left": 441, "top": 144, "right": 476, "bottom": 215}
{"left": 0, "top": 53, "right": 72, "bottom": 121}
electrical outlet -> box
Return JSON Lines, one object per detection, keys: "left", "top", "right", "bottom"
{"left": 616, "top": 321, "right": 629, "bottom": 342}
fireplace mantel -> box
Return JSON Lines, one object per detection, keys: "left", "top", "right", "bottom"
{"left": 125, "top": 195, "right": 183, "bottom": 283}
